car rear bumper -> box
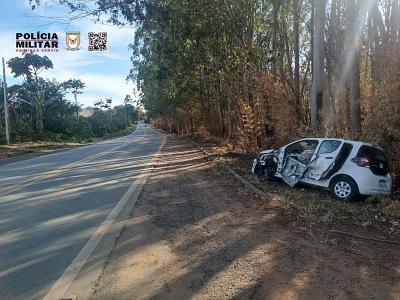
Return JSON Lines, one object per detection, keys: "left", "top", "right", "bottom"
{"left": 356, "top": 173, "right": 392, "bottom": 196}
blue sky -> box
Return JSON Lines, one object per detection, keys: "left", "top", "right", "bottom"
{"left": 0, "top": 0, "right": 137, "bottom": 107}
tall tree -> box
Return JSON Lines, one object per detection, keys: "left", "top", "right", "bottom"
{"left": 347, "top": 0, "right": 361, "bottom": 135}
{"left": 310, "top": 0, "right": 326, "bottom": 131}
{"left": 60, "top": 79, "right": 85, "bottom": 106}
{"left": 293, "top": 0, "right": 301, "bottom": 107}
{"left": 7, "top": 54, "right": 54, "bottom": 138}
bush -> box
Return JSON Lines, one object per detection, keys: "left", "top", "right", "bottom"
{"left": 361, "top": 46, "right": 400, "bottom": 190}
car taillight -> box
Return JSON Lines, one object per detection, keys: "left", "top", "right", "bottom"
{"left": 351, "top": 156, "right": 370, "bottom": 167}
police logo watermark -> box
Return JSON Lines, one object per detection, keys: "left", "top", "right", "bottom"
{"left": 16, "top": 32, "right": 59, "bottom": 53}
{"left": 66, "top": 32, "right": 81, "bottom": 50}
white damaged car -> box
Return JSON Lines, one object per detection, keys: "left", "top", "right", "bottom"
{"left": 251, "top": 138, "right": 392, "bottom": 201}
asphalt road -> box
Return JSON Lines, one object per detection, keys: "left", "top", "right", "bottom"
{"left": 0, "top": 123, "right": 164, "bottom": 300}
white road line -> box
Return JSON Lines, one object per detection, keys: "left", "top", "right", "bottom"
{"left": 43, "top": 131, "right": 166, "bottom": 300}
{"left": 0, "top": 126, "right": 140, "bottom": 169}
{"left": 1, "top": 134, "right": 145, "bottom": 195}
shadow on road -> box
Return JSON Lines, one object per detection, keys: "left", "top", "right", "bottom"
{"left": 92, "top": 135, "right": 400, "bottom": 299}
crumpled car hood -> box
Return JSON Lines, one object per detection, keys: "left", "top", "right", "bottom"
{"left": 259, "top": 149, "right": 278, "bottom": 155}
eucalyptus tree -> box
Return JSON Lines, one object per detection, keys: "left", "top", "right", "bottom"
{"left": 310, "top": 0, "right": 326, "bottom": 132}
{"left": 27, "top": 0, "right": 400, "bottom": 158}
{"left": 60, "top": 79, "right": 85, "bottom": 106}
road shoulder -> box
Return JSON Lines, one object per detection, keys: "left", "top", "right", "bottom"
{"left": 92, "top": 134, "right": 400, "bottom": 299}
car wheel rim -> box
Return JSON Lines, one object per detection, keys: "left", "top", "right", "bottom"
{"left": 334, "top": 181, "right": 352, "bottom": 198}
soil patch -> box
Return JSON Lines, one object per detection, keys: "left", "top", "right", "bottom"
{"left": 93, "top": 134, "right": 400, "bottom": 299}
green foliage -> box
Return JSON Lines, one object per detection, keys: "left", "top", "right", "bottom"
{"left": 0, "top": 54, "right": 140, "bottom": 144}
{"left": 25, "top": 1, "right": 400, "bottom": 186}
{"left": 7, "top": 53, "right": 53, "bottom": 82}
{"left": 27, "top": 0, "right": 311, "bottom": 137}
{"left": 60, "top": 79, "right": 85, "bottom": 98}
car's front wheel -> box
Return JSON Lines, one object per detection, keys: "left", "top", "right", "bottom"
{"left": 263, "top": 158, "right": 278, "bottom": 181}
{"left": 329, "top": 176, "right": 359, "bottom": 201}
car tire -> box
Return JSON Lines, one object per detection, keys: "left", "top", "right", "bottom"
{"left": 329, "top": 176, "right": 359, "bottom": 201}
{"left": 263, "top": 157, "right": 277, "bottom": 181}
{"left": 254, "top": 165, "right": 263, "bottom": 176}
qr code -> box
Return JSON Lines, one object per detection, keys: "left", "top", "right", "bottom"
{"left": 88, "top": 32, "right": 107, "bottom": 51}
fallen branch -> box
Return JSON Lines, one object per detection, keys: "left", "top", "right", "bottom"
{"left": 330, "top": 230, "right": 400, "bottom": 245}
{"left": 223, "top": 165, "right": 264, "bottom": 195}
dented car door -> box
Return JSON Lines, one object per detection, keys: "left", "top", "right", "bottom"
{"left": 303, "top": 140, "right": 343, "bottom": 181}
{"left": 280, "top": 139, "right": 320, "bottom": 187}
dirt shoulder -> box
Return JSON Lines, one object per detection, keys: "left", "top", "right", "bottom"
{"left": 0, "top": 141, "right": 83, "bottom": 165}
{"left": 92, "top": 133, "right": 400, "bottom": 299}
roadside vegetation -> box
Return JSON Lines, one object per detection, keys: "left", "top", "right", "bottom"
{"left": 0, "top": 123, "right": 137, "bottom": 160}
{"left": 181, "top": 134, "right": 400, "bottom": 244}
{"left": 0, "top": 54, "right": 140, "bottom": 147}
{"left": 1, "top": 2, "right": 398, "bottom": 295}
{"left": 59, "top": 0, "right": 397, "bottom": 188}
{"left": 120, "top": 0, "right": 399, "bottom": 196}
{"left": 16, "top": 1, "right": 400, "bottom": 196}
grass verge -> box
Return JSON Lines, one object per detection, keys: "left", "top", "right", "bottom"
{"left": 216, "top": 158, "right": 400, "bottom": 240}
{"left": 178, "top": 131, "right": 400, "bottom": 240}
{"left": 0, "top": 124, "right": 137, "bottom": 160}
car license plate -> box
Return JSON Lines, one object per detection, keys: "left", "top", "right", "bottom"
{"left": 379, "top": 180, "right": 387, "bottom": 188}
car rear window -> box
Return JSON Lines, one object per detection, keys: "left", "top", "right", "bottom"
{"left": 358, "top": 146, "right": 386, "bottom": 161}
{"left": 357, "top": 145, "right": 388, "bottom": 176}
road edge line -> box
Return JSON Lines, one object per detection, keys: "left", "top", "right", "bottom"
{"left": 2, "top": 128, "right": 141, "bottom": 195}
{"left": 42, "top": 130, "right": 167, "bottom": 300}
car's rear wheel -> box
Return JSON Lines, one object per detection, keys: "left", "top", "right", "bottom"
{"left": 329, "top": 176, "right": 359, "bottom": 201}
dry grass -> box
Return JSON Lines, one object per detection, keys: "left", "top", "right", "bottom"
{"left": 156, "top": 131, "right": 400, "bottom": 241}
{"left": 0, "top": 141, "right": 82, "bottom": 159}
{"left": 213, "top": 157, "right": 400, "bottom": 240}
{"left": 0, "top": 125, "right": 137, "bottom": 161}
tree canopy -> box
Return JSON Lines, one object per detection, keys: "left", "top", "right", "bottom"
{"left": 22, "top": 0, "right": 400, "bottom": 180}
{"left": 1, "top": 54, "right": 139, "bottom": 143}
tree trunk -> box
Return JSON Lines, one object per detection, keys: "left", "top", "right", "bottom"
{"left": 372, "top": 0, "right": 387, "bottom": 41}
{"left": 35, "top": 107, "right": 44, "bottom": 139}
{"left": 215, "top": 79, "right": 224, "bottom": 136}
{"left": 326, "top": 0, "right": 338, "bottom": 119}
{"left": 272, "top": 0, "right": 281, "bottom": 76}
{"left": 347, "top": 0, "right": 361, "bottom": 135}
{"left": 226, "top": 84, "right": 233, "bottom": 138}
{"left": 310, "top": 0, "right": 326, "bottom": 131}
{"left": 283, "top": 18, "right": 294, "bottom": 85}
{"left": 293, "top": 0, "right": 300, "bottom": 107}
{"left": 390, "top": 0, "right": 400, "bottom": 44}
{"left": 242, "top": 69, "right": 249, "bottom": 103}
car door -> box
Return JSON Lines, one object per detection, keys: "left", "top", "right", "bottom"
{"left": 304, "top": 139, "right": 343, "bottom": 181}
{"left": 280, "top": 139, "right": 320, "bottom": 186}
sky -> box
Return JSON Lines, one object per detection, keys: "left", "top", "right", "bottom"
{"left": 0, "top": 0, "right": 137, "bottom": 107}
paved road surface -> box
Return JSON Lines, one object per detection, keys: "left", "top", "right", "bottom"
{"left": 0, "top": 123, "right": 163, "bottom": 299}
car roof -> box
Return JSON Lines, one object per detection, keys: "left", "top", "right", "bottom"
{"left": 260, "top": 138, "right": 383, "bottom": 154}
{"left": 296, "top": 137, "right": 377, "bottom": 147}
